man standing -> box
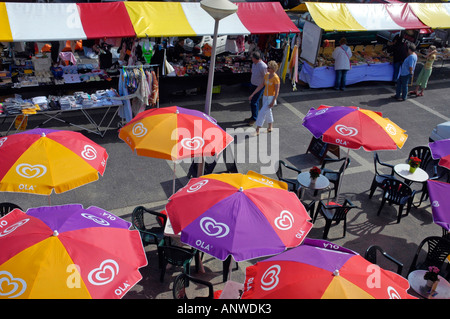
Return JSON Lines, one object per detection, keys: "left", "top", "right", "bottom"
{"left": 246, "top": 51, "right": 267, "bottom": 126}
{"left": 392, "top": 43, "right": 417, "bottom": 101}
{"left": 332, "top": 38, "right": 352, "bottom": 91}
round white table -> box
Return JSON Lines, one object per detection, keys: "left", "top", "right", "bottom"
{"left": 394, "top": 163, "right": 429, "bottom": 183}
{"left": 297, "top": 172, "right": 330, "bottom": 200}
{"left": 408, "top": 270, "right": 450, "bottom": 299}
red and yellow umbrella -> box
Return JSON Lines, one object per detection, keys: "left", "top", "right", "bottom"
{"left": 118, "top": 106, "right": 233, "bottom": 161}
{"left": 242, "top": 238, "right": 416, "bottom": 299}
{"left": 0, "top": 128, "right": 108, "bottom": 195}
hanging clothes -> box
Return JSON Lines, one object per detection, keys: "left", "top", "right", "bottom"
{"left": 149, "top": 70, "right": 159, "bottom": 107}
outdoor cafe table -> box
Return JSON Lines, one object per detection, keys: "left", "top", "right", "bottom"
{"left": 394, "top": 163, "right": 429, "bottom": 184}
{"left": 297, "top": 172, "right": 331, "bottom": 201}
{"left": 408, "top": 270, "right": 450, "bottom": 299}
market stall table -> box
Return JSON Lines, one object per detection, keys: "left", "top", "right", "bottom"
{"left": 408, "top": 270, "right": 450, "bottom": 299}
{"left": 0, "top": 103, "right": 122, "bottom": 137}
{"left": 299, "top": 62, "right": 393, "bottom": 89}
{"left": 297, "top": 172, "right": 331, "bottom": 200}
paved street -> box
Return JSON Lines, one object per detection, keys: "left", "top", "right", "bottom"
{"left": 1, "top": 62, "right": 449, "bottom": 300}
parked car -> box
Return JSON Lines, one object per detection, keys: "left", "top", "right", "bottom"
{"left": 429, "top": 121, "right": 450, "bottom": 142}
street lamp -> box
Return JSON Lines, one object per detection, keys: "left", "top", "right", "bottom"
{"left": 200, "top": 0, "right": 238, "bottom": 116}
{"left": 197, "top": 0, "right": 237, "bottom": 177}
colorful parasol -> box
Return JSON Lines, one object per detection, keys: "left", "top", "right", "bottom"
{"left": 427, "top": 179, "right": 450, "bottom": 232}
{"left": 241, "top": 238, "right": 416, "bottom": 299}
{"left": 118, "top": 106, "right": 233, "bottom": 161}
{"left": 0, "top": 128, "right": 108, "bottom": 195}
{"left": 165, "top": 171, "right": 313, "bottom": 262}
{"left": 0, "top": 204, "right": 147, "bottom": 299}
{"left": 302, "top": 105, "right": 408, "bottom": 151}
{"left": 428, "top": 138, "right": 450, "bottom": 170}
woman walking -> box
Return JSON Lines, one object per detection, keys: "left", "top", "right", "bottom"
{"left": 249, "top": 60, "right": 280, "bottom": 136}
{"left": 409, "top": 45, "right": 437, "bottom": 97}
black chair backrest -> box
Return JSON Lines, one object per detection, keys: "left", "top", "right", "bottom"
{"left": 173, "top": 273, "right": 214, "bottom": 299}
{"left": 160, "top": 243, "right": 195, "bottom": 266}
{"left": 382, "top": 178, "right": 412, "bottom": 201}
{"left": 365, "top": 245, "right": 403, "bottom": 274}
{"left": 131, "top": 206, "right": 167, "bottom": 231}
{"left": 276, "top": 160, "right": 286, "bottom": 180}
{"left": 408, "top": 146, "right": 433, "bottom": 170}
{"left": 0, "top": 202, "right": 22, "bottom": 217}
{"left": 423, "top": 236, "right": 450, "bottom": 269}
{"left": 374, "top": 152, "right": 393, "bottom": 176}
{"left": 339, "top": 157, "right": 351, "bottom": 173}
{"left": 328, "top": 203, "right": 353, "bottom": 221}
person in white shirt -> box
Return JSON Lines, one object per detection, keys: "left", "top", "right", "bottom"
{"left": 332, "top": 38, "right": 352, "bottom": 91}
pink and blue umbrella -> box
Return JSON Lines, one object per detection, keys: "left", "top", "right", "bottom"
{"left": 429, "top": 138, "right": 450, "bottom": 170}
{"left": 427, "top": 179, "right": 450, "bottom": 231}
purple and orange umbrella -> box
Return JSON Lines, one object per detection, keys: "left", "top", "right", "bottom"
{"left": 302, "top": 105, "right": 408, "bottom": 196}
{"left": 0, "top": 204, "right": 147, "bottom": 299}
{"left": 165, "top": 171, "right": 313, "bottom": 262}
{"left": 429, "top": 138, "right": 450, "bottom": 170}
{"left": 242, "top": 238, "right": 416, "bottom": 299}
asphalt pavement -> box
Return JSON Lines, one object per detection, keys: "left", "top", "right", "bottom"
{"left": 1, "top": 61, "right": 449, "bottom": 301}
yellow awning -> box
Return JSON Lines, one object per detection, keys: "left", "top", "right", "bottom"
{"left": 0, "top": 3, "right": 13, "bottom": 42}
{"left": 124, "top": 1, "right": 196, "bottom": 37}
{"left": 409, "top": 3, "right": 450, "bottom": 29}
{"left": 305, "top": 2, "right": 365, "bottom": 31}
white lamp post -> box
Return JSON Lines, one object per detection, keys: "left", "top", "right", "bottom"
{"left": 197, "top": 0, "right": 237, "bottom": 177}
{"left": 200, "top": 0, "right": 238, "bottom": 116}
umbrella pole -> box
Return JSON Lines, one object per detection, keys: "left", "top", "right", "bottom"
{"left": 48, "top": 195, "right": 51, "bottom": 206}
{"left": 172, "top": 161, "right": 176, "bottom": 195}
{"left": 335, "top": 148, "right": 350, "bottom": 200}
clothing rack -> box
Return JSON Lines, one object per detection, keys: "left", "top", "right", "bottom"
{"left": 121, "top": 63, "right": 160, "bottom": 108}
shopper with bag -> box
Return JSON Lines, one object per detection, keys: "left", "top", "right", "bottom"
{"left": 332, "top": 38, "right": 352, "bottom": 91}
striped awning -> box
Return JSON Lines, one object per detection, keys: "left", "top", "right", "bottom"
{"left": 305, "top": 2, "right": 450, "bottom": 31}
{"left": 0, "top": 1, "right": 298, "bottom": 42}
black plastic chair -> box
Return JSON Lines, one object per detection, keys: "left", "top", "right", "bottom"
{"left": 312, "top": 199, "right": 356, "bottom": 239}
{"left": 0, "top": 202, "right": 22, "bottom": 217}
{"left": 300, "top": 200, "right": 316, "bottom": 220}
{"left": 314, "top": 157, "right": 350, "bottom": 198}
{"left": 276, "top": 160, "right": 301, "bottom": 193}
{"left": 131, "top": 206, "right": 167, "bottom": 249}
{"left": 376, "top": 178, "right": 416, "bottom": 224}
{"left": 369, "top": 152, "right": 397, "bottom": 199}
{"left": 158, "top": 238, "right": 197, "bottom": 282}
{"left": 408, "top": 146, "right": 433, "bottom": 171}
{"left": 172, "top": 273, "right": 214, "bottom": 299}
{"left": 365, "top": 245, "right": 404, "bottom": 275}
{"left": 416, "top": 165, "right": 447, "bottom": 207}
{"left": 408, "top": 236, "right": 450, "bottom": 279}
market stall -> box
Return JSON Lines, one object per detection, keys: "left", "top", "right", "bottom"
{"left": 297, "top": 2, "right": 450, "bottom": 89}
{"left": 0, "top": 1, "right": 298, "bottom": 131}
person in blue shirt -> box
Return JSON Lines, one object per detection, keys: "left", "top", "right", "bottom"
{"left": 392, "top": 43, "right": 417, "bottom": 101}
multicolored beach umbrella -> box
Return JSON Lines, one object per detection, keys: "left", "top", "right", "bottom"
{"left": 242, "top": 238, "right": 416, "bottom": 299}
{"left": 118, "top": 106, "right": 233, "bottom": 161}
{"left": 0, "top": 128, "right": 108, "bottom": 195}
{"left": 165, "top": 171, "right": 313, "bottom": 262}
{"left": 302, "top": 105, "right": 408, "bottom": 151}
{"left": 0, "top": 204, "right": 147, "bottom": 299}
{"left": 429, "top": 138, "right": 450, "bottom": 170}
{"left": 427, "top": 180, "right": 450, "bottom": 232}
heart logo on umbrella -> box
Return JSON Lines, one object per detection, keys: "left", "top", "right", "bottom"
{"left": 274, "top": 210, "right": 294, "bottom": 231}
{"left": 81, "top": 213, "right": 110, "bottom": 226}
{"left": 16, "top": 164, "right": 47, "bottom": 179}
{"left": 132, "top": 123, "right": 148, "bottom": 138}
{"left": 261, "top": 265, "right": 281, "bottom": 291}
{"left": 180, "top": 137, "right": 205, "bottom": 151}
{"left": 432, "top": 200, "right": 439, "bottom": 208}
{"left": 0, "top": 137, "right": 7, "bottom": 148}
{"left": 387, "top": 286, "right": 401, "bottom": 299}
{"left": 0, "top": 219, "right": 29, "bottom": 238}
{"left": 0, "top": 271, "right": 27, "bottom": 298}
{"left": 335, "top": 124, "right": 358, "bottom": 137}
{"left": 81, "top": 145, "right": 98, "bottom": 160}
{"left": 385, "top": 124, "right": 397, "bottom": 136}
{"left": 87, "top": 259, "right": 119, "bottom": 286}
{"left": 187, "top": 180, "right": 209, "bottom": 193}
{"left": 200, "top": 217, "right": 229, "bottom": 238}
